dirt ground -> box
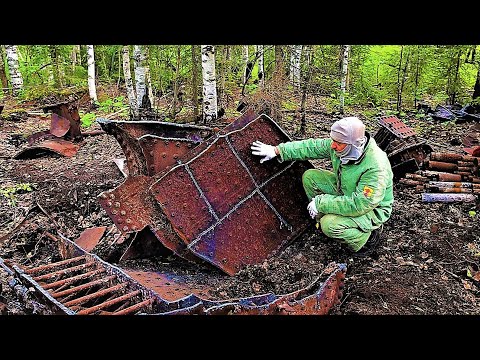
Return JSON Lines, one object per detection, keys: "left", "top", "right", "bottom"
{"left": 1, "top": 94, "right": 479, "bottom": 315}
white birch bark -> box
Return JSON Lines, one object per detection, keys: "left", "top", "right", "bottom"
{"left": 87, "top": 45, "right": 97, "bottom": 103}
{"left": 145, "top": 46, "right": 155, "bottom": 108}
{"left": 340, "top": 45, "right": 350, "bottom": 112}
{"left": 134, "top": 45, "right": 147, "bottom": 111}
{"left": 122, "top": 46, "right": 138, "bottom": 119}
{"left": 242, "top": 45, "right": 249, "bottom": 84}
{"left": 71, "top": 45, "right": 80, "bottom": 71}
{"left": 201, "top": 45, "right": 218, "bottom": 123}
{"left": 290, "top": 45, "right": 302, "bottom": 88}
{"left": 256, "top": 45, "right": 264, "bottom": 87}
{"left": 5, "top": 45, "right": 23, "bottom": 97}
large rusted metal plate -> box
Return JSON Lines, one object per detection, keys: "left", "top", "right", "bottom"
{"left": 14, "top": 139, "right": 80, "bottom": 159}
{"left": 378, "top": 116, "right": 417, "bottom": 138}
{"left": 150, "top": 114, "right": 314, "bottom": 275}
{"left": 50, "top": 113, "right": 71, "bottom": 137}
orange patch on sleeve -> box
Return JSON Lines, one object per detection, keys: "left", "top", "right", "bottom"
{"left": 363, "top": 186, "right": 374, "bottom": 197}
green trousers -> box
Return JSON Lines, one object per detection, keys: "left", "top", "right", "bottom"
{"left": 302, "top": 168, "right": 371, "bottom": 252}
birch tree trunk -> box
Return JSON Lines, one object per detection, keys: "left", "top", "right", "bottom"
{"left": 256, "top": 45, "right": 264, "bottom": 87}
{"left": 5, "top": 45, "right": 23, "bottom": 97}
{"left": 0, "top": 46, "right": 9, "bottom": 93}
{"left": 299, "top": 45, "right": 313, "bottom": 135}
{"left": 145, "top": 46, "right": 155, "bottom": 108}
{"left": 242, "top": 45, "right": 249, "bottom": 85}
{"left": 122, "top": 45, "right": 138, "bottom": 119}
{"left": 291, "top": 45, "right": 302, "bottom": 89}
{"left": 339, "top": 45, "right": 350, "bottom": 113}
{"left": 134, "top": 45, "right": 148, "bottom": 114}
{"left": 71, "top": 45, "right": 81, "bottom": 71}
{"left": 87, "top": 45, "right": 97, "bottom": 104}
{"left": 201, "top": 45, "right": 218, "bottom": 124}
{"left": 191, "top": 45, "right": 200, "bottom": 123}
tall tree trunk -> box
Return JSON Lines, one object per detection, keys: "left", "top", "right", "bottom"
{"left": 339, "top": 45, "right": 350, "bottom": 113}
{"left": 219, "top": 45, "right": 228, "bottom": 108}
{"left": 171, "top": 45, "right": 182, "bottom": 119}
{"left": 144, "top": 46, "right": 155, "bottom": 108}
{"left": 299, "top": 45, "right": 313, "bottom": 136}
{"left": 201, "top": 45, "right": 218, "bottom": 124}
{"left": 122, "top": 45, "right": 138, "bottom": 119}
{"left": 5, "top": 45, "right": 23, "bottom": 97}
{"left": 49, "top": 45, "right": 63, "bottom": 89}
{"left": 87, "top": 45, "right": 97, "bottom": 104}
{"left": 256, "top": 45, "right": 264, "bottom": 87}
{"left": 242, "top": 45, "right": 249, "bottom": 85}
{"left": 449, "top": 49, "right": 462, "bottom": 105}
{"left": 290, "top": 45, "right": 302, "bottom": 89}
{"left": 396, "top": 46, "right": 404, "bottom": 113}
{"left": 398, "top": 50, "right": 410, "bottom": 112}
{"left": 134, "top": 45, "right": 148, "bottom": 116}
{"left": 71, "top": 45, "right": 81, "bottom": 72}
{"left": 274, "top": 45, "right": 284, "bottom": 80}
{"left": 0, "top": 46, "right": 9, "bottom": 93}
{"left": 414, "top": 47, "right": 421, "bottom": 109}
{"left": 191, "top": 45, "right": 200, "bottom": 123}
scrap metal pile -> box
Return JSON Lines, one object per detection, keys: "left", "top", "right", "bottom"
{"left": 13, "top": 97, "right": 103, "bottom": 159}
{"left": 398, "top": 152, "right": 480, "bottom": 203}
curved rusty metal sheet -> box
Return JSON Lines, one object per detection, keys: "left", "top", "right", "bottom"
{"left": 50, "top": 112, "right": 71, "bottom": 137}
{"left": 27, "top": 130, "right": 55, "bottom": 145}
{"left": 74, "top": 226, "right": 107, "bottom": 252}
{"left": 150, "top": 114, "right": 314, "bottom": 275}
{"left": 14, "top": 139, "right": 80, "bottom": 159}
{"left": 96, "top": 118, "right": 213, "bottom": 177}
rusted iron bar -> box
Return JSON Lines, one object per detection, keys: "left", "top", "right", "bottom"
{"left": 32, "top": 262, "right": 95, "bottom": 282}
{"left": 426, "top": 160, "right": 458, "bottom": 172}
{"left": 25, "top": 255, "right": 86, "bottom": 275}
{"left": 76, "top": 290, "right": 141, "bottom": 315}
{"left": 421, "top": 193, "right": 477, "bottom": 202}
{"left": 430, "top": 152, "right": 478, "bottom": 164}
{"left": 51, "top": 275, "right": 116, "bottom": 299}
{"left": 42, "top": 269, "right": 106, "bottom": 290}
{"left": 112, "top": 298, "right": 154, "bottom": 315}
{"left": 63, "top": 283, "right": 128, "bottom": 307}
{"left": 405, "top": 173, "right": 428, "bottom": 181}
{"left": 419, "top": 170, "right": 464, "bottom": 182}
{"left": 399, "top": 179, "right": 423, "bottom": 186}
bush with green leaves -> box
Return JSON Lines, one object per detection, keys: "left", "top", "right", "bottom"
{"left": 0, "top": 183, "right": 33, "bottom": 206}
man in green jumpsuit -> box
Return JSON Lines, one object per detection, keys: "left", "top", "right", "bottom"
{"left": 251, "top": 117, "right": 393, "bottom": 255}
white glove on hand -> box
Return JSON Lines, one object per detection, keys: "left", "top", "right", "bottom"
{"left": 307, "top": 198, "right": 318, "bottom": 219}
{"left": 251, "top": 141, "right": 277, "bottom": 163}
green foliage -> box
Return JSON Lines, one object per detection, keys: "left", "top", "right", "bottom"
{"left": 469, "top": 210, "right": 476, "bottom": 218}
{"left": 80, "top": 112, "right": 96, "bottom": 128}
{"left": 0, "top": 183, "right": 33, "bottom": 206}
{"left": 96, "top": 96, "right": 128, "bottom": 113}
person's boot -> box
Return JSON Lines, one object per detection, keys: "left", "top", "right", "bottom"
{"left": 352, "top": 225, "right": 384, "bottom": 258}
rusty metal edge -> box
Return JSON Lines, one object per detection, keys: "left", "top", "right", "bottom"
{"left": 96, "top": 118, "right": 213, "bottom": 131}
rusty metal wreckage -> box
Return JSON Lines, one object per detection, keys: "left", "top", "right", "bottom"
{"left": 2, "top": 108, "right": 478, "bottom": 315}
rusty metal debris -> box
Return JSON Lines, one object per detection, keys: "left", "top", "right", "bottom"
{"left": 98, "top": 111, "right": 313, "bottom": 275}
{"left": 96, "top": 118, "right": 214, "bottom": 177}
{"left": 374, "top": 116, "right": 433, "bottom": 180}
{"left": 15, "top": 98, "right": 104, "bottom": 160}
{"left": 14, "top": 139, "right": 80, "bottom": 159}
{"left": 75, "top": 226, "right": 107, "bottom": 252}
{"left": 0, "top": 231, "right": 346, "bottom": 315}
{"left": 398, "top": 150, "right": 480, "bottom": 202}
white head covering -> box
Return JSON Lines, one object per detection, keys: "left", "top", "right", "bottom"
{"left": 330, "top": 117, "right": 367, "bottom": 164}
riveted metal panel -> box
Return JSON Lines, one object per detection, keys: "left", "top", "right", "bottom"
{"left": 150, "top": 114, "right": 314, "bottom": 275}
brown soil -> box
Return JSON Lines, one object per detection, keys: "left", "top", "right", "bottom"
{"left": 1, "top": 94, "right": 479, "bottom": 315}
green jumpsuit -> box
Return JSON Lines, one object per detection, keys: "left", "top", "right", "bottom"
{"left": 277, "top": 134, "right": 394, "bottom": 251}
